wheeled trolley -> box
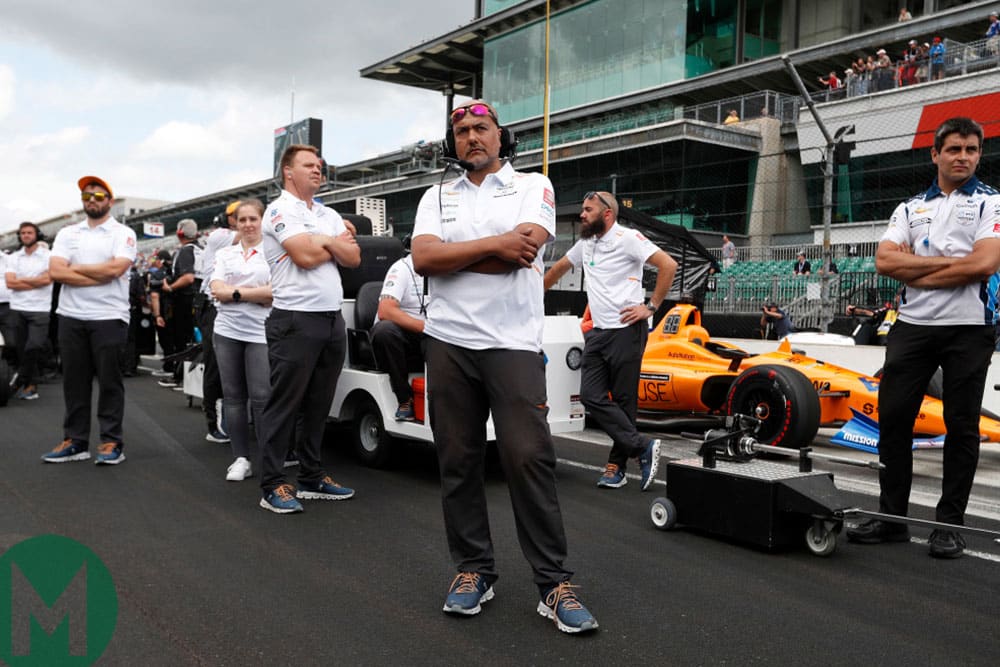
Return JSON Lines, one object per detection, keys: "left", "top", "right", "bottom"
{"left": 651, "top": 458, "right": 847, "bottom": 555}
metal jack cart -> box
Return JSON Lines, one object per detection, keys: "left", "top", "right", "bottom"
{"left": 649, "top": 415, "right": 1000, "bottom": 556}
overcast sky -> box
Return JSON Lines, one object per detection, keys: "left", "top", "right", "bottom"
{"left": 0, "top": 0, "right": 477, "bottom": 232}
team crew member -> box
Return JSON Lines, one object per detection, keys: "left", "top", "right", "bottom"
{"left": 544, "top": 191, "right": 675, "bottom": 490}
{"left": 257, "top": 144, "right": 361, "bottom": 513}
{"left": 847, "top": 117, "right": 1000, "bottom": 558}
{"left": 162, "top": 219, "right": 199, "bottom": 370}
{"left": 0, "top": 251, "right": 14, "bottom": 369}
{"left": 43, "top": 175, "right": 136, "bottom": 465}
{"left": 198, "top": 201, "right": 241, "bottom": 443}
{"left": 210, "top": 199, "right": 272, "bottom": 482}
{"left": 371, "top": 252, "right": 427, "bottom": 420}
{"left": 5, "top": 222, "right": 54, "bottom": 401}
{"left": 412, "top": 100, "right": 597, "bottom": 634}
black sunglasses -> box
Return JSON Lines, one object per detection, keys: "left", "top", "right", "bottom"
{"left": 584, "top": 191, "right": 614, "bottom": 211}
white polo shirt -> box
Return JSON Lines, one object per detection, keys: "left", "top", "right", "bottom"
{"left": 374, "top": 256, "right": 427, "bottom": 325}
{"left": 565, "top": 221, "right": 659, "bottom": 330}
{"left": 211, "top": 242, "right": 271, "bottom": 344}
{"left": 200, "top": 227, "right": 238, "bottom": 297}
{"left": 7, "top": 245, "right": 53, "bottom": 313}
{"left": 261, "top": 189, "right": 347, "bottom": 312}
{"left": 51, "top": 217, "right": 137, "bottom": 323}
{"left": 882, "top": 176, "right": 1000, "bottom": 326}
{"left": 413, "top": 162, "right": 556, "bottom": 351}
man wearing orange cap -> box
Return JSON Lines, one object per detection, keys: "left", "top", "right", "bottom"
{"left": 43, "top": 176, "right": 137, "bottom": 465}
{"left": 196, "top": 200, "right": 242, "bottom": 443}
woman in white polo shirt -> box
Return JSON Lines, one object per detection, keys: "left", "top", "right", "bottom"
{"left": 210, "top": 200, "right": 273, "bottom": 481}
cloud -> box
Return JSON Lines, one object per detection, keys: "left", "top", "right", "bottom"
{"left": 0, "top": 64, "right": 12, "bottom": 119}
{"left": 137, "top": 121, "right": 232, "bottom": 160}
{"left": 0, "top": 1, "right": 477, "bottom": 229}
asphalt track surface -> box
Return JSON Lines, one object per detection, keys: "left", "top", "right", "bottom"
{"left": 2, "top": 372, "right": 999, "bottom": 665}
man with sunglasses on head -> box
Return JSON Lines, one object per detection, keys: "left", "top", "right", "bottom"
{"left": 545, "top": 192, "right": 676, "bottom": 491}
{"left": 42, "top": 176, "right": 136, "bottom": 465}
{"left": 412, "top": 100, "right": 597, "bottom": 634}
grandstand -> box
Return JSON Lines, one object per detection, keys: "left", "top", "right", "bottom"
{"left": 109, "top": 0, "right": 997, "bottom": 333}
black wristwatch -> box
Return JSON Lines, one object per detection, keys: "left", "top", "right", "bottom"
{"left": 645, "top": 302, "right": 657, "bottom": 313}
{"left": 232, "top": 289, "right": 242, "bottom": 303}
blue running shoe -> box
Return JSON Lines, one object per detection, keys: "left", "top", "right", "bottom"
{"left": 260, "top": 484, "right": 304, "bottom": 514}
{"left": 394, "top": 398, "right": 415, "bottom": 421}
{"left": 639, "top": 439, "right": 661, "bottom": 491}
{"left": 596, "top": 463, "right": 627, "bottom": 488}
{"left": 442, "top": 572, "right": 494, "bottom": 616}
{"left": 15, "top": 385, "right": 39, "bottom": 400}
{"left": 95, "top": 442, "right": 126, "bottom": 465}
{"left": 296, "top": 475, "right": 355, "bottom": 501}
{"left": 41, "top": 439, "right": 90, "bottom": 463}
{"left": 537, "top": 581, "right": 598, "bottom": 634}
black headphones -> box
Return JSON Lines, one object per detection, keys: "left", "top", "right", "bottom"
{"left": 443, "top": 125, "right": 518, "bottom": 163}
{"left": 18, "top": 222, "right": 44, "bottom": 246}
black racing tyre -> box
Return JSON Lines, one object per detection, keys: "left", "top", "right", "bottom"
{"left": 0, "top": 358, "right": 9, "bottom": 407}
{"left": 725, "top": 364, "right": 821, "bottom": 448}
{"left": 352, "top": 397, "right": 394, "bottom": 468}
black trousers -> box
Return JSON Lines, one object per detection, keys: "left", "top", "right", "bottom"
{"left": 877, "top": 321, "right": 994, "bottom": 524}
{"left": 0, "top": 302, "right": 16, "bottom": 364}
{"left": 198, "top": 300, "right": 223, "bottom": 429}
{"left": 170, "top": 292, "right": 195, "bottom": 352}
{"left": 58, "top": 316, "right": 128, "bottom": 447}
{"left": 425, "top": 337, "right": 571, "bottom": 592}
{"left": 580, "top": 322, "right": 648, "bottom": 469}
{"left": 13, "top": 310, "right": 50, "bottom": 388}
{"left": 371, "top": 320, "right": 424, "bottom": 403}
{"left": 258, "top": 309, "right": 345, "bottom": 492}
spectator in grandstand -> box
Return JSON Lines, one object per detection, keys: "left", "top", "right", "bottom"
{"left": 986, "top": 11, "right": 1000, "bottom": 55}
{"left": 721, "top": 235, "right": 737, "bottom": 269}
{"left": 898, "top": 7, "right": 912, "bottom": 22}
{"left": 875, "top": 48, "right": 893, "bottom": 91}
{"left": 818, "top": 259, "right": 839, "bottom": 275}
{"left": 902, "top": 40, "right": 920, "bottom": 86}
{"left": 792, "top": 251, "right": 811, "bottom": 275}
{"left": 209, "top": 199, "right": 272, "bottom": 482}
{"left": 723, "top": 109, "right": 740, "bottom": 125}
{"left": 817, "top": 71, "right": 842, "bottom": 98}
{"left": 929, "top": 37, "right": 946, "bottom": 80}
{"left": 842, "top": 68, "right": 857, "bottom": 97}
{"left": 760, "top": 300, "right": 794, "bottom": 340}
{"left": 5, "top": 222, "right": 53, "bottom": 400}
{"left": 371, "top": 244, "right": 427, "bottom": 422}
{"left": 847, "top": 117, "right": 1000, "bottom": 559}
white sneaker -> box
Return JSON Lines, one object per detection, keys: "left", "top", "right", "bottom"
{"left": 225, "top": 457, "right": 252, "bottom": 481}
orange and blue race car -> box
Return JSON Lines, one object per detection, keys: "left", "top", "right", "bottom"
{"left": 636, "top": 303, "right": 1000, "bottom": 451}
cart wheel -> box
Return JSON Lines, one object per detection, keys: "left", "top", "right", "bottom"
{"left": 650, "top": 497, "right": 677, "bottom": 531}
{"left": 805, "top": 523, "right": 837, "bottom": 556}
{"left": 352, "top": 397, "right": 394, "bottom": 468}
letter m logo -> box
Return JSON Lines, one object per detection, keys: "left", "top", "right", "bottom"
{"left": 10, "top": 560, "right": 88, "bottom": 657}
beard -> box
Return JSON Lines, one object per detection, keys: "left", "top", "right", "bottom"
{"left": 579, "top": 217, "right": 605, "bottom": 239}
{"left": 84, "top": 205, "right": 109, "bottom": 220}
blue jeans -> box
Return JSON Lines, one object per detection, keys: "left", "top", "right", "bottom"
{"left": 213, "top": 333, "right": 271, "bottom": 460}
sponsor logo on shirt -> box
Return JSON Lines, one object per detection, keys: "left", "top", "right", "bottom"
{"left": 909, "top": 217, "right": 931, "bottom": 228}
{"left": 275, "top": 223, "right": 285, "bottom": 233}
{"left": 543, "top": 188, "right": 555, "bottom": 208}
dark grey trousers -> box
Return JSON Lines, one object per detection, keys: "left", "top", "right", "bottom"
{"left": 580, "top": 322, "right": 648, "bottom": 470}
{"left": 58, "top": 316, "right": 128, "bottom": 447}
{"left": 258, "top": 309, "right": 345, "bottom": 492}
{"left": 425, "top": 337, "right": 571, "bottom": 592}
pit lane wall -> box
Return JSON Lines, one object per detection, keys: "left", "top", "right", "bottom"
{"left": 718, "top": 338, "right": 1000, "bottom": 417}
